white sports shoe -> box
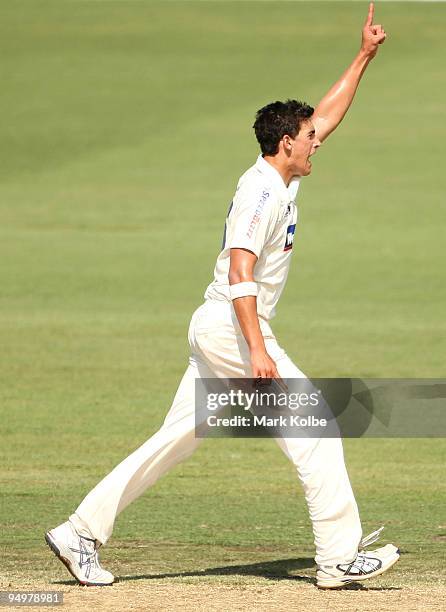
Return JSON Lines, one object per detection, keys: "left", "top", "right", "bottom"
{"left": 316, "top": 527, "right": 400, "bottom": 589}
{"left": 45, "top": 521, "right": 114, "bottom": 586}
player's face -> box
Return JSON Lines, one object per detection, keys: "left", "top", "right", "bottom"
{"left": 287, "top": 120, "right": 321, "bottom": 177}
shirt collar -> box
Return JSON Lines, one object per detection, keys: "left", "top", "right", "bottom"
{"left": 255, "top": 154, "right": 300, "bottom": 202}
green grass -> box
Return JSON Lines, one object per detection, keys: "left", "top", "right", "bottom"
{"left": 1, "top": 0, "right": 445, "bottom": 590}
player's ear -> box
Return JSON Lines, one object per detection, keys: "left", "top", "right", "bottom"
{"left": 282, "top": 135, "right": 293, "bottom": 152}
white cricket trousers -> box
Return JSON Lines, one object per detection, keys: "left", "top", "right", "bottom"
{"left": 70, "top": 300, "right": 362, "bottom": 566}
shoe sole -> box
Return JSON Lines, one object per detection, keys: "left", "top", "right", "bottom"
{"left": 44, "top": 532, "right": 114, "bottom": 587}
{"left": 316, "top": 551, "right": 400, "bottom": 589}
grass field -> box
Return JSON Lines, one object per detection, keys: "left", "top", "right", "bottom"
{"left": 1, "top": 1, "right": 445, "bottom": 610}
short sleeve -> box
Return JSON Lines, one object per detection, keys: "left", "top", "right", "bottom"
{"left": 225, "top": 183, "right": 278, "bottom": 258}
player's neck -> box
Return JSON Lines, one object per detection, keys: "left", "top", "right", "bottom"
{"left": 263, "top": 155, "right": 294, "bottom": 187}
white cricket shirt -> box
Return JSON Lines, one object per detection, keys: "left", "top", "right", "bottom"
{"left": 204, "top": 155, "right": 301, "bottom": 320}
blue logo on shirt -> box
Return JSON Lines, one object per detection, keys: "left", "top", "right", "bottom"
{"left": 284, "top": 224, "right": 296, "bottom": 251}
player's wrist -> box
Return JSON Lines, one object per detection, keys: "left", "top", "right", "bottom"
{"left": 358, "top": 44, "right": 377, "bottom": 61}
{"left": 357, "top": 46, "right": 374, "bottom": 63}
{"left": 248, "top": 342, "right": 267, "bottom": 355}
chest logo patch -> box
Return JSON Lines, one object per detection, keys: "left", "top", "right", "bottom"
{"left": 284, "top": 224, "right": 296, "bottom": 251}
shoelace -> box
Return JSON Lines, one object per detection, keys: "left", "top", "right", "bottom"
{"left": 70, "top": 536, "right": 101, "bottom": 578}
{"left": 359, "top": 525, "right": 384, "bottom": 549}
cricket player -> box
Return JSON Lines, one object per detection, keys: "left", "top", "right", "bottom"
{"left": 45, "top": 4, "right": 400, "bottom": 589}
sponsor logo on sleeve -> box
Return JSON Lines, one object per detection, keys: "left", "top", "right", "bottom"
{"left": 284, "top": 224, "right": 296, "bottom": 251}
{"left": 246, "top": 190, "right": 270, "bottom": 239}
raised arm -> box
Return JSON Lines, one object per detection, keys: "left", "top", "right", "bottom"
{"left": 312, "top": 2, "right": 386, "bottom": 143}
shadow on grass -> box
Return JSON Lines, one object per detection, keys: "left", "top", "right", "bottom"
{"left": 54, "top": 557, "right": 401, "bottom": 590}
{"left": 120, "top": 557, "right": 315, "bottom": 583}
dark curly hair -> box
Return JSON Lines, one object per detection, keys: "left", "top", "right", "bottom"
{"left": 253, "top": 99, "right": 314, "bottom": 156}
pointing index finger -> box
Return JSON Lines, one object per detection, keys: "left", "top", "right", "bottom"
{"left": 365, "top": 2, "right": 374, "bottom": 26}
